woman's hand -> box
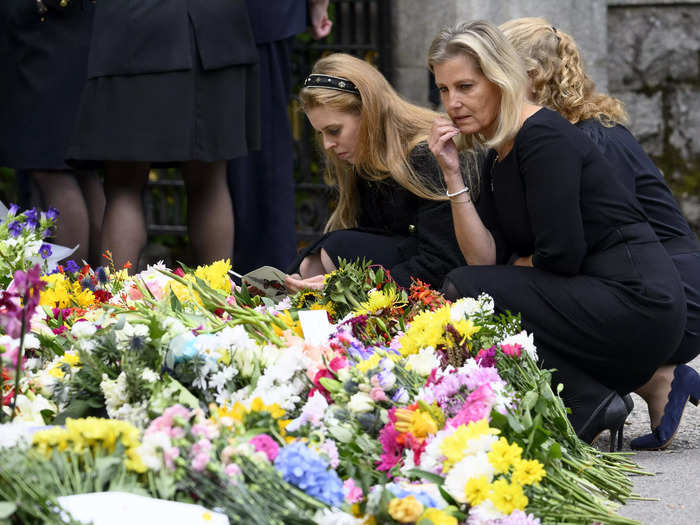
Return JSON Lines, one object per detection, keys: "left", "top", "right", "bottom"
{"left": 285, "top": 273, "right": 325, "bottom": 293}
{"left": 428, "top": 116, "right": 461, "bottom": 180}
{"left": 309, "top": 0, "right": 332, "bottom": 40}
{"left": 512, "top": 255, "right": 534, "bottom": 267}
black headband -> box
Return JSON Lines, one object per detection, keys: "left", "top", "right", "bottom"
{"left": 303, "top": 74, "right": 360, "bottom": 96}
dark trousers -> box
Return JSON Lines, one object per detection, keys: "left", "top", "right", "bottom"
{"left": 227, "top": 37, "right": 297, "bottom": 274}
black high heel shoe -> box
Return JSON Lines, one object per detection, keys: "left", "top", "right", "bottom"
{"left": 630, "top": 364, "right": 700, "bottom": 451}
{"left": 576, "top": 392, "right": 630, "bottom": 452}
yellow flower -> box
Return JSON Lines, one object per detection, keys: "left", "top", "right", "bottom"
{"left": 356, "top": 353, "right": 382, "bottom": 374}
{"left": 490, "top": 479, "right": 528, "bottom": 514}
{"left": 62, "top": 352, "right": 81, "bottom": 367}
{"left": 512, "top": 458, "right": 546, "bottom": 486}
{"left": 487, "top": 437, "right": 522, "bottom": 474}
{"left": 194, "top": 259, "right": 232, "bottom": 294}
{"left": 464, "top": 475, "right": 491, "bottom": 506}
{"left": 394, "top": 408, "right": 437, "bottom": 439}
{"left": 452, "top": 318, "right": 481, "bottom": 341}
{"left": 398, "top": 304, "right": 452, "bottom": 356}
{"left": 273, "top": 310, "right": 303, "bottom": 338}
{"left": 388, "top": 496, "right": 424, "bottom": 523}
{"left": 355, "top": 288, "right": 398, "bottom": 315}
{"left": 416, "top": 508, "right": 458, "bottom": 525}
{"left": 439, "top": 419, "right": 500, "bottom": 470}
{"left": 40, "top": 273, "right": 72, "bottom": 308}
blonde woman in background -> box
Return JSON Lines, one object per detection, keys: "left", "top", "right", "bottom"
{"left": 428, "top": 20, "right": 686, "bottom": 449}
{"left": 285, "top": 53, "right": 471, "bottom": 291}
{"left": 500, "top": 17, "right": 700, "bottom": 450}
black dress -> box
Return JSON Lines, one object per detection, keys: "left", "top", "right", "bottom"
{"left": 446, "top": 108, "right": 686, "bottom": 395}
{"left": 66, "top": 0, "right": 260, "bottom": 166}
{"left": 576, "top": 120, "right": 700, "bottom": 365}
{"left": 288, "top": 145, "right": 467, "bottom": 289}
{"left": 0, "top": 0, "right": 94, "bottom": 170}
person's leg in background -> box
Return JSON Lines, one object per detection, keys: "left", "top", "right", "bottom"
{"left": 228, "top": 37, "right": 297, "bottom": 274}
{"left": 182, "top": 160, "right": 234, "bottom": 266}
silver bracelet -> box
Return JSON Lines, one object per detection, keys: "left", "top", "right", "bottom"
{"left": 446, "top": 186, "right": 469, "bottom": 198}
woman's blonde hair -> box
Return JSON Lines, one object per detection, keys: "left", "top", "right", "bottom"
{"left": 299, "top": 53, "right": 449, "bottom": 232}
{"left": 427, "top": 20, "right": 528, "bottom": 151}
{"left": 500, "top": 17, "right": 628, "bottom": 126}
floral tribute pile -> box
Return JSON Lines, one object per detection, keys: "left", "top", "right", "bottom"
{"left": 0, "top": 205, "right": 644, "bottom": 525}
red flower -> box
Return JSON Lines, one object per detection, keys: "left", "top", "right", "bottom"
{"left": 94, "top": 289, "right": 113, "bottom": 303}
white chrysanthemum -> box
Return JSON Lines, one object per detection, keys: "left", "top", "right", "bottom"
{"left": 71, "top": 321, "right": 97, "bottom": 339}
{"left": 443, "top": 451, "right": 495, "bottom": 504}
{"left": 405, "top": 345, "right": 440, "bottom": 376}
{"left": 500, "top": 330, "right": 538, "bottom": 360}
{"left": 451, "top": 297, "right": 481, "bottom": 321}
{"left": 110, "top": 401, "right": 149, "bottom": 430}
{"left": 467, "top": 499, "right": 504, "bottom": 525}
{"left": 313, "top": 509, "right": 363, "bottom": 525}
{"left": 136, "top": 431, "right": 172, "bottom": 471}
{"left": 11, "top": 393, "right": 57, "bottom": 425}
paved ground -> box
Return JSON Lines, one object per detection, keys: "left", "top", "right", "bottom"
{"left": 594, "top": 356, "right": 700, "bottom": 524}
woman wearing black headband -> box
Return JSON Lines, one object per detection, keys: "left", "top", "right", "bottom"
{"left": 285, "top": 53, "right": 475, "bottom": 292}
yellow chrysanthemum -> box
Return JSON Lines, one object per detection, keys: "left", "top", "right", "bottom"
{"left": 398, "top": 304, "right": 452, "bottom": 356}
{"left": 416, "top": 508, "right": 458, "bottom": 525}
{"left": 394, "top": 408, "right": 437, "bottom": 439}
{"left": 48, "top": 352, "right": 81, "bottom": 378}
{"left": 387, "top": 496, "right": 424, "bottom": 523}
{"left": 512, "top": 458, "right": 546, "bottom": 486}
{"left": 194, "top": 259, "right": 232, "bottom": 294}
{"left": 490, "top": 479, "right": 528, "bottom": 514}
{"left": 355, "top": 288, "right": 397, "bottom": 315}
{"left": 439, "top": 419, "right": 500, "bottom": 470}
{"left": 464, "top": 475, "right": 491, "bottom": 506}
{"left": 40, "top": 273, "right": 72, "bottom": 308}
{"left": 487, "top": 437, "right": 523, "bottom": 474}
{"left": 70, "top": 281, "right": 96, "bottom": 307}
{"left": 452, "top": 318, "right": 481, "bottom": 341}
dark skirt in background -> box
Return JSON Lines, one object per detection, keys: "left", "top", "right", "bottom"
{"left": 0, "top": 1, "right": 94, "bottom": 170}
{"left": 66, "top": 20, "right": 260, "bottom": 167}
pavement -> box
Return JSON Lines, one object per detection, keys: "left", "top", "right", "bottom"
{"left": 593, "top": 356, "right": 700, "bottom": 525}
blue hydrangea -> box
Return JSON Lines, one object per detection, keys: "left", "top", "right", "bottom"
{"left": 274, "top": 442, "right": 344, "bottom": 507}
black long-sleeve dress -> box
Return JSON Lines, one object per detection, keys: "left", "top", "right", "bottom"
{"left": 576, "top": 119, "right": 700, "bottom": 365}
{"left": 446, "top": 108, "right": 686, "bottom": 395}
{"left": 288, "top": 144, "right": 467, "bottom": 289}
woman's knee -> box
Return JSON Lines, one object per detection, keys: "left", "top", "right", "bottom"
{"left": 441, "top": 276, "right": 462, "bottom": 302}
{"left": 299, "top": 254, "right": 323, "bottom": 279}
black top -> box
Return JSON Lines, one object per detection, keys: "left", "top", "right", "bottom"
{"left": 245, "top": 1, "right": 306, "bottom": 43}
{"left": 86, "top": 0, "right": 257, "bottom": 78}
{"left": 485, "top": 108, "right": 648, "bottom": 275}
{"left": 351, "top": 144, "right": 466, "bottom": 287}
{"left": 576, "top": 119, "right": 696, "bottom": 245}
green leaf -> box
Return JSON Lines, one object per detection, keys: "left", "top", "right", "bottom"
{"left": 0, "top": 502, "right": 17, "bottom": 519}
{"left": 547, "top": 442, "right": 562, "bottom": 460}
{"left": 522, "top": 390, "right": 539, "bottom": 410}
{"left": 506, "top": 412, "right": 526, "bottom": 434}
{"left": 318, "top": 377, "right": 343, "bottom": 393}
{"left": 54, "top": 399, "right": 94, "bottom": 424}
{"left": 404, "top": 468, "right": 445, "bottom": 485}
{"left": 328, "top": 425, "right": 353, "bottom": 443}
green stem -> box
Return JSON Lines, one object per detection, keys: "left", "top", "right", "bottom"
{"left": 10, "top": 291, "right": 29, "bottom": 421}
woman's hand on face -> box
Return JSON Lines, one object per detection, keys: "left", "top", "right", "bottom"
{"left": 284, "top": 273, "right": 325, "bottom": 293}
{"left": 429, "top": 116, "right": 461, "bottom": 177}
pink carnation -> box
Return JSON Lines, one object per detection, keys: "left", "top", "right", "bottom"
{"left": 446, "top": 384, "right": 495, "bottom": 428}
{"left": 249, "top": 434, "right": 279, "bottom": 462}
{"left": 343, "top": 478, "right": 364, "bottom": 503}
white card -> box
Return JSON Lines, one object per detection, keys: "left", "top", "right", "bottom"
{"left": 298, "top": 309, "right": 332, "bottom": 345}
{"left": 56, "top": 492, "right": 229, "bottom": 525}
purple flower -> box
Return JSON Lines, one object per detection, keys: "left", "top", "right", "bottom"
{"left": 65, "top": 260, "right": 80, "bottom": 273}
{"left": 80, "top": 277, "right": 96, "bottom": 291}
{"left": 8, "top": 203, "right": 19, "bottom": 216}
{"left": 495, "top": 509, "right": 542, "bottom": 525}
{"left": 39, "top": 244, "right": 52, "bottom": 259}
{"left": 46, "top": 207, "right": 59, "bottom": 220}
{"left": 8, "top": 221, "right": 22, "bottom": 238}
{"left": 0, "top": 291, "right": 23, "bottom": 339}
{"left": 24, "top": 208, "right": 38, "bottom": 230}
{"left": 249, "top": 434, "right": 279, "bottom": 462}
{"left": 41, "top": 228, "right": 51, "bottom": 239}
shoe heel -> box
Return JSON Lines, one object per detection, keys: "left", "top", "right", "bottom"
{"left": 608, "top": 423, "right": 624, "bottom": 452}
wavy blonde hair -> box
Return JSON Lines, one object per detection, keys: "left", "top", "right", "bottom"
{"left": 299, "top": 53, "right": 450, "bottom": 232}
{"left": 427, "top": 20, "right": 528, "bottom": 151}
{"left": 500, "top": 17, "right": 628, "bottom": 126}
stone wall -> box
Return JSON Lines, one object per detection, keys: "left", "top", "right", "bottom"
{"left": 607, "top": 1, "right": 700, "bottom": 229}
{"left": 391, "top": 0, "right": 700, "bottom": 232}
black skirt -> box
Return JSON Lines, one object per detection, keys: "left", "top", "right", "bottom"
{"left": 66, "top": 19, "right": 260, "bottom": 167}
{"left": 0, "top": 1, "right": 93, "bottom": 170}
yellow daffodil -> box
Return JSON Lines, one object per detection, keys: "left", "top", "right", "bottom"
{"left": 416, "top": 508, "right": 458, "bottom": 525}
{"left": 394, "top": 408, "right": 437, "bottom": 439}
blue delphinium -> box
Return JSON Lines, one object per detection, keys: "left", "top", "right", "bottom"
{"left": 46, "top": 207, "right": 59, "bottom": 221}
{"left": 274, "top": 441, "right": 344, "bottom": 507}
{"left": 8, "top": 221, "right": 22, "bottom": 238}
{"left": 24, "top": 208, "right": 38, "bottom": 230}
